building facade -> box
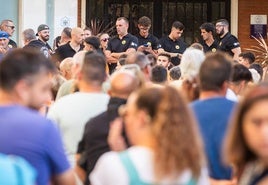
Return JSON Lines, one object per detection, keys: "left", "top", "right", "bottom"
{"left": 0, "top": 0, "right": 268, "bottom": 49}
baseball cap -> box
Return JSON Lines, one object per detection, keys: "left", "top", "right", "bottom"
{"left": 36, "top": 24, "right": 49, "bottom": 36}
{"left": 0, "top": 31, "right": 9, "bottom": 39}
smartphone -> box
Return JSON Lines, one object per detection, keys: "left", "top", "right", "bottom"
{"left": 143, "top": 43, "right": 149, "bottom": 47}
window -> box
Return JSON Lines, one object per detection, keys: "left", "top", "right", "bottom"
{"left": 86, "top": 0, "right": 230, "bottom": 44}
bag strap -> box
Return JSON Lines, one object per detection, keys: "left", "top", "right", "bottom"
{"left": 119, "top": 151, "right": 197, "bottom": 185}
{"left": 186, "top": 177, "right": 197, "bottom": 185}
{"left": 119, "top": 151, "right": 150, "bottom": 185}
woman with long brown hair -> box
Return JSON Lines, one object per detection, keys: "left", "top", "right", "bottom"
{"left": 225, "top": 83, "right": 268, "bottom": 185}
{"left": 90, "top": 85, "right": 209, "bottom": 184}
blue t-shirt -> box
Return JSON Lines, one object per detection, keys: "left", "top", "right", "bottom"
{"left": 0, "top": 105, "right": 70, "bottom": 185}
{"left": 190, "top": 97, "right": 236, "bottom": 180}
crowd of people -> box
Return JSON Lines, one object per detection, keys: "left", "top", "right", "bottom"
{"left": 0, "top": 16, "right": 268, "bottom": 185}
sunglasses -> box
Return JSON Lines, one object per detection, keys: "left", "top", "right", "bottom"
{"left": 101, "top": 38, "right": 109, "bottom": 42}
{"left": 6, "top": 25, "right": 15, "bottom": 29}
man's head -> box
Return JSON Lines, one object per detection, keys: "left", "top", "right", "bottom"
{"left": 157, "top": 53, "right": 171, "bottom": 69}
{"left": 84, "top": 27, "right": 92, "bottom": 38}
{"left": 0, "top": 49, "right": 56, "bottom": 109}
{"left": 59, "top": 57, "right": 74, "bottom": 80}
{"left": 215, "top": 19, "right": 229, "bottom": 37}
{"left": 138, "top": 16, "right": 151, "bottom": 38}
{"left": 116, "top": 17, "right": 129, "bottom": 37}
{"left": 0, "top": 31, "right": 9, "bottom": 49}
{"left": 78, "top": 52, "right": 107, "bottom": 86}
{"left": 37, "top": 24, "right": 50, "bottom": 42}
{"left": 169, "top": 66, "right": 181, "bottom": 81}
{"left": 170, "top": 21, "right": 185, "bottom": 40}
{"left": 60, "top": 27, "right": 72, "bottom": 45}
{"left": 84, "top": 36, "right": 100, "bottom": 51}
{"left": 71, "top": 27, "right": 84, "bottom": 45}
{"left": 230, "top": 63, "right": 253, "bottom": 96}
{"left": 200, "top": 22, "right": 215, "bottom": 41}
{"left": 22, "top": 29, "right": 36, "bottom": 46}
{"left": 238, "top": 52, "right": 255, "bottom": 68}
{"left": 109, "top": 70, "right": 140, "bottom": 99}
{"left": 199, "top": 52, "right": 232, "bottom": 93}
{"left": 0, "top": 20, "right": 15, "bottom": 36}
{"left": 151, "top": 65, "right": 168, "bottom": 84}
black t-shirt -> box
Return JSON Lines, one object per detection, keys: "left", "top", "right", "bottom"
{"left": 54, "top": 42, "right": 84, "bottom": 62}
{"left": 77, "top": 97, "right": 128, "bottom": 185}
{"left": 218, "top": 32, "right": 240, "bottom": 57}
{"left": 201, "top": 40, "right": 219, "bottom": 53}
{"left": 23, "top": 39, "right": 49, "bottom": 58}
{"left": 136, "top": 33, "right": 159, "bottom": 53}
{"left": 159, "top": 36, "right": 187, "bottom": 65}
{"left": 38, "top": 39, "right": 52, "bottom": 51}
{"left": 106, "top": 33, "right": 138, "bottom": 73}
{"left": 107, "top": 33, "right": 138, "bottom": 52}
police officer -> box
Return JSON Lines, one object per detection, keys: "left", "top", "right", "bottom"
{"left": 158, "top": 21, "right": 187, "bottom": 66}
{"left": 105, "top": 17, "right": 138, "bottom": 74}
{"left": 136, "top": 16, "right": 159, "bottom": 57}
{"left": 215, "top": 19, "right": 241, "bottom": 61}
{"left": 200, "top": 22, "right": 218, "bottom": 53}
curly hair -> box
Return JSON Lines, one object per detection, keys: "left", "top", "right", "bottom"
{"left": 135, "top": 85, "right": 205, "bottom": 181}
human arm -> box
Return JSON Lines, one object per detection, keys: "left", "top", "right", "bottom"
{"left": 158, "top": 48, "right": 182, "bottom": 58}
{"left": 104, "top": 50, "right": 118, "bottom": 63}
{"left": 231, "top": 47, "right": 241, "bottom": 62}
{"left": 51, "top": 169, "right": 76, "bottom": 185}
{"left": 107, "top": 118, "right": 127, "bottom": 151}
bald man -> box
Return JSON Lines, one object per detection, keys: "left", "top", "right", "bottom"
{"left": 54, "top": 27, "right": 84, "bottom": 62}
{"left": 76, "top": 70, "right": 140, "bottom": 184}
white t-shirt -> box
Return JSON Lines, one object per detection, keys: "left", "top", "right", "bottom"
{"left": 90, "top": 146, "right": 209, "bottom": 185}
{"left": 47, "top": 92, "right": 109, "bottom": 166}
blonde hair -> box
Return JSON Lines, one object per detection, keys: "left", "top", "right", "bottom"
{"left": 135, "top": 85, "right": 205, "bottom": 181}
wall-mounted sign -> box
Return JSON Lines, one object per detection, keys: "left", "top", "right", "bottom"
{"left": 250, "top": 15, "right": 267, "bottom": 38}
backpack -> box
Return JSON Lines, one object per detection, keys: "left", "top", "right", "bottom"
{"left": 0, "top": 153, "right": 36, "bottom": 185}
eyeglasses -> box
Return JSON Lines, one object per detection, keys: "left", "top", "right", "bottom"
{"left": 5, "top": 25, "right": 15, "bottom": 29}
{"left": 101, "top": 38, "right": 109, "bottom": 42}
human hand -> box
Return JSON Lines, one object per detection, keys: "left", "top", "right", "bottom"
{"left": 108, "top": 118, "right": 127, "bottom": 151}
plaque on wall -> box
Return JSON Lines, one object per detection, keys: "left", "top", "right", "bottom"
{"left": 250, "top": 15, "right": 267, "bottom": 38}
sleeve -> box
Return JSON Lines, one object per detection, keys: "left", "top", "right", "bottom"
{"left": 128, "top": 36, "right": 138, "bottom": 50}
{"left": 228, "top": 36, "right": 240, "bottom": 50}
{"left": 44, "top": 120, "right": 70, "bottom": 175}
{"left": 106, "top": 40, "right": 112, "bottom": 52}
{"left": 158, "top": 37, "right": 165, "bottom": 49}
{"left": 152, "top": 36, "right": 160, "bottom": 50}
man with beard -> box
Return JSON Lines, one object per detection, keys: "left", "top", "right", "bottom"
{"left": 0, "top": 49, "right": 75, "bottom": 185}
{"left": 23, "top": 28, "right": 49, "bottom": 58}
{"left": 54, "top": 27, "right": 84, "bottom": 63}
{"left": 215, "top": 19, "right": 241, "bottom": 61}
{"left": 36, "top": 24, "right": 53, "bottom": 54}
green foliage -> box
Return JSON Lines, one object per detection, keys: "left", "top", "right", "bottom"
{"left": 87, "top": 19, "right": 115, "bottom": 36}
{"left": 246, "top": 34, "right": 268, "bottom": 68}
